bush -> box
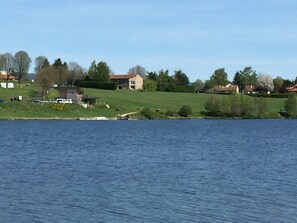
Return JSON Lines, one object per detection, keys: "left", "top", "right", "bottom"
{"left": 141, "top": 107, "right": 154, "bottom": 119}
{"left": 178, "top": 105, "right": 193, "bottom": 117}
{"left": 204, "top": 95, "right": 268, "bottom": 118}
{"left": 143, "top": 79, "right": 157, "bottom": 92}
{"left": 165, "top": 110, "right": 177, "bottom": 117}
{"left": 74, "top": 80, "right": 116, "bottom": 90}
{"left": 284, "top": 93, "right": 297, "bottom": 118}
{"left": 49, "top": 103, "right": 69, "bottom": 111}
{"left": 174, "top": 85, "right": 195, "bottom": 93}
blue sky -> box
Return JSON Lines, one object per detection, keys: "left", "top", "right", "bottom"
{"left": 1, "top": 0, "right": 297, "bottom": 81}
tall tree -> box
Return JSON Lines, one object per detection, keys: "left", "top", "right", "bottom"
{"left": 0, "top": 53, "right": 17, "bottom": 84}
{"left": 15, "top": 51, "right": 31, "bottom": 84}
{"left": 68, "top": 62, "right": 84, "bottom": 85}
{"left": 273, "top": 76, "right": 284, "bottom": 92}
{"left": 256, "top": 73, "right": 274, "bottom": 92}
{"left": 147, "top": 71, "right": 158, "bottom": 81}
{"left": 233, "top": 66, "right": 257, "bottom": 92}
{"left": 35, "top": 62, "right": 54, "bottom": 97}
{"left": 52, "top": 58, "right": 68, "bottom": 85}
{"left": 210, "top": 68, "right": 228, "bottom": 86}
{"left": 173, "top": 70, "right": 189, "bottom": 85}
{"left": 194, "top": 79, "right": 204, "bottom": 92}
{"left": 157, "top": 69, "right": 174, "bottom": 92}
{"left": 88, "top": 60, "right": 110, "bottom": 82}
{"left": 35, "top": 56, "right": 49, "bottom": 73}
{"left": 128, "top": 65, "right": 147, "bottom": 78}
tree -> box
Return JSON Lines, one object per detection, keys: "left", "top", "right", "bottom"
{"left": 178, "top": 105, "right": 193, "bottom": 117}
{"left": 233, "top": 67, "right": 257, "bottom": 92}
{"left": 0, "top": 53, "right": 17, "bottom": 84}
{"left": 35, "top": 64, "right": 55, "bottom": 97}
{"left": 256, "top": 73, "right": 274, "bottom": 92}
{"left": 67, "top": 62, "right": 84, "bottom": 85}
{"left": 173, "top": 70, "right": 189, "bottom": 85}
{"left": 147, "top": 71, "right": 158, "bottom": 81}
{"left": 157, "top": 69, "right": 174, "bottom": 92}
{"left": 88, "top": 60, "right": 110, "bottom": 82}
{"left": 52, "top": 58, "right": 68, "bottom": 85}
{"left": 143, "top": 79, "right": 157, "bottom": 92}
{"left": 128, "top": 65, "right": 147, "bottom": 78}
{"left": 273, "top": 76, "right": 284, "bottom": 92}
{"left": 284, "top": 93, "right": 297, "bottom": 118}
{"left": 15, "top": 51, "right": 31, "bottom": 84}
{"left": 194, "top": 79, "right": 204, "bottom": 92}
{"left": 210, "top": 68, "right": 229, "bottom": 86}
{"left": 35, "top": 56, "right": 49, "bottom": 73}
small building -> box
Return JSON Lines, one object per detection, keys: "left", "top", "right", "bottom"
{"left": 110, "top": 74, "right": 143, "bottom": 90}
{"left": 55, "top": 86, "right": 84, "bottom": 104}
{"left": 213, "top": 84, "right": 239, "bottom": 94}
{"left": 243, "top": 85, "right": 255, "bottom": 94}
{"left": 287, "top": 84, "right": 297, "bottom": 92}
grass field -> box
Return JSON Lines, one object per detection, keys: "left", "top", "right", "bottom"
{"left": 0, "top": 85, "right": 287, "bottom": 120}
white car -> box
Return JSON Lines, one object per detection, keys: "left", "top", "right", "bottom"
{"left": 56, "top": 99, "right": 73, "bottom": 104}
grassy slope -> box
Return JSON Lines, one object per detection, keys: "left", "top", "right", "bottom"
{"left": 0, "top": 86, "right": 287, "bottom": 119}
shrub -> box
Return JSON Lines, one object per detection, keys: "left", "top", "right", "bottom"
{"left": 141, "top": 107, "right": 154, "bottom": 119}
{"left": 284, "top": 93, "right": 297, "bottom": 118}
{"left": 74, "top": 80, "right": 116, "bottom": 90}
{"left": 165, "top": 110, "right": 177, "bottom": 117}
{"left": 49, "top": 103, "right": 69, "bottom": 111}
{"left": 143, "top": 79, "right": 157, "bottom": 92}
{"left": 174, "top": 85, "right": 195, "bottom": 93}
{"left": 178, "top": 105, "right": 193, "bottom": 117}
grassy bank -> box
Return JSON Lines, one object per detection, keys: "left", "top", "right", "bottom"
{"left": 0, "top": 86, "right": 287, "bottom": 120}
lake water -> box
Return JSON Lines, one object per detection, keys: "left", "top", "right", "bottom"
{"left": 0, "top": 120, "right": 296, "bottom": 222}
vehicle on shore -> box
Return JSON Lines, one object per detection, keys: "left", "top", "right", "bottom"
{"left": 31, "top": 98, "right": 73, "bottom": 104}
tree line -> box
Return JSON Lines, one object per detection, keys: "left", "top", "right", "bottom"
{"left": 1, "top": 50, "right": 297, "bottom": 94}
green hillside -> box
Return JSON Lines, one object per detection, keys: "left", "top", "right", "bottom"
{"left": 0, "top": 85, "right": 287, "bottom": 120}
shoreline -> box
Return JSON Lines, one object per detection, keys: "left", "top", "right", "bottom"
{"left": 0, "top": 115, "right": 288, "bottom": 121}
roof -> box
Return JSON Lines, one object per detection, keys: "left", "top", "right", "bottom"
{"left": 287, "top": 84, "right": 297, "bottom": 92}
{"left": 244, "top": 85, "right": 255, "bottom": 92}
{"left": 214, "top": 84, "right": 238, "bottom": 92}
{"left": 110, "top": 74, "right": 137, "bottom": 80}
{"left": 0, "top": 74, "right": 17, "bottom": 80}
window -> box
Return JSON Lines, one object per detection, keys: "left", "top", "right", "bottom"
{"left": 130, "top": 81, "right": 135, "bottom": 85}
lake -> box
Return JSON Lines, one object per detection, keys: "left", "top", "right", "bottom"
{"left": 0, "top": 120, "right": 296, "bottom": 222}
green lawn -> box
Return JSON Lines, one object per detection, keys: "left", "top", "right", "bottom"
{"left": 0, "top": 86, "right": 287, "bottom": 119}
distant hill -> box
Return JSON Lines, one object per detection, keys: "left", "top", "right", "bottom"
{"left": 27, "top": 73, "right": 36, "bottom": 81}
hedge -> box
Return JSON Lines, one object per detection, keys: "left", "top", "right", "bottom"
{"left": 174, "top": 85, "right": 195, "bottom": 93}
{"left": 74, "top": 81, "right": 117, "bottom": 90}
{"left": 247, "top": 93, "right": 288, "bottom": 98}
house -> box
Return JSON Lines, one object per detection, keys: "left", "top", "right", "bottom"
{"left": 0, "top": 74, "right": 18, "bottom": 81}
{"left": 287, "top": 84, "right": 297, "bottom": 92}
{"left": 110, "top": 74, "right": 143, "bottom": 90}
{"left": 243, "top": 85, "right": 255, "bottom": 94}
{"left": 213, "top": 84, "right": 239, "bottom": 93}
{"left": 54, "top": 86, "right": 84, "bottom": 104}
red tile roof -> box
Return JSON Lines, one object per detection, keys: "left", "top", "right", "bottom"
{"left": 110, "top": 74, "right": 136, "bottom": 80}
{"left": 0, "top": 74, "right": 17, "bottom": 80}
{"left": 287, "top": 85, "right": 297, "bottom": 92}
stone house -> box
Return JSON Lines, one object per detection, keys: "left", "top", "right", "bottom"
{"left": 55, "top": 86, "right": 83, "bottom": 104}
{"left": 110, "top": 74, "right": 143, "bottom": 90}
